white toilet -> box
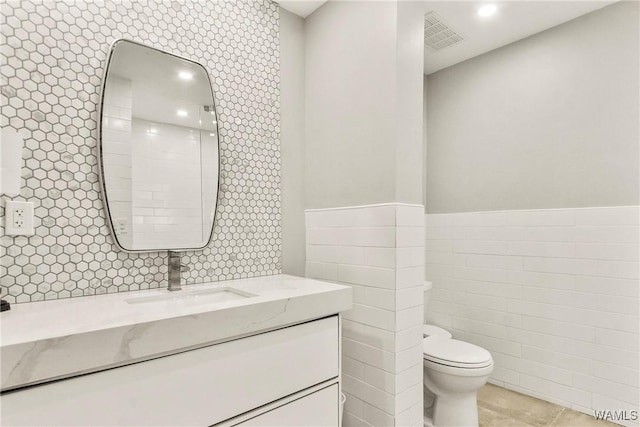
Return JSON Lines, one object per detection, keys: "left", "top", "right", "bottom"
{"left": 423, "top": 282, "right": 493, "bottom": 427}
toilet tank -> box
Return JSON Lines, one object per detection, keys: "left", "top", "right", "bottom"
{"left": 424, "top": 281, "right": 433, "bottom": 323}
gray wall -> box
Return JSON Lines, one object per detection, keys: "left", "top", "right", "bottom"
{"left": 304, "top": 1, "right": 425, "bottom": 209}
{"left": 395, "top": 1, "right": 426, "bottom": 205}
{"left": 423, "top": 74, "right": 428, "bottom": 207}
{"left": 305, "top": 1, "right": 397, "bottom": 208}
{"left": 425, "top": 1, "right": 640, "bottom": 213}
{"left": 280, "top": 9, "right": 306, "bottom": 276}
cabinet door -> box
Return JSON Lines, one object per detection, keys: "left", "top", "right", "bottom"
{"left": 1, "top": 317, "right": 339, "bottom": 426}
{"left": 236, "top": 384, "right": 338, "bottom": 427}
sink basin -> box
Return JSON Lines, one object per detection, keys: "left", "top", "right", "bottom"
{"left": 125, "top": 287, "right": 257, "bottom": 305}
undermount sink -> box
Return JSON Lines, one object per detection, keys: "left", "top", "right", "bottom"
{"left": 125, "top": 287, "right": 257, "bottom": 305}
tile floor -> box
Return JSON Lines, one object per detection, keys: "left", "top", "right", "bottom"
{"left": 478, "top": 384, "right": 619, "bottom": 427}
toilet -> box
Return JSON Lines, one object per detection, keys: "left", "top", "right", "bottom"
{"left": 423, "top": 282, "right": 493, "bottom": 427}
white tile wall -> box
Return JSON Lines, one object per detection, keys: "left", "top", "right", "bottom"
{"left": 306, "top": 204, "right": 424, "bottom": 427}
{"left": 103, "top": 104, "right": 216, "bottom": 250}
{"left": 130, "top": 119, "right": 214, "bottom": 248}
{"left": 425, "top": 206, "right": 640, "bottom": 426}
{"left": 102, "top": 76, "right": 133, "bottom": 248}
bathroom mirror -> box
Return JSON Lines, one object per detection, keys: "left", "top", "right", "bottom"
{"left": 98, "top": 39, "right": 219, "bottom": 252}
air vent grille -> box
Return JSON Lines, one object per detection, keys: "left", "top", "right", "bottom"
{"left": 424, "top": 11, "right": 464, "bottom": 51}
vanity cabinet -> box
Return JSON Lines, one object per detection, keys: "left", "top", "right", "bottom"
{"left": 233, "top": 384, "right": 339, "bottom": 426}
{"left": 1, "top": 316, "right": 340, "bottom": 426}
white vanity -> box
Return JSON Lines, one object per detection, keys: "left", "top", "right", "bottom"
{"left": 0, "top": 40, "right": 349, "bottom": 427}
{"left": 1, "top": 275, "right": 352, "bottom": 426}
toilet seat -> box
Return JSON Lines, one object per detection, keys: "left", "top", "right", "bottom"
{"left": 424, "top": 356, "right": 494, "bottom": 378}
{"left": 423, "top": 324, "right": 452, "bottom": 339}
{"left": 423, "top": 337, "right": 493, "bottom": 369}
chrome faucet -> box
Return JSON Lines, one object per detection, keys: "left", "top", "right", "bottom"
{"left": 168, "top": 251, "right": 190, "bottom": 291}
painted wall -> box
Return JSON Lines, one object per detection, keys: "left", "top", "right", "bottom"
{"left": 423, "top": 74, "right": 428, "bottom": 206}
{"left": 304, "top": 1, "right": 424, "bottom": 209}
{"left": 0, "top": 0, "right": 280, "bottom": 303}
{"left": 280, "top": 8, "right": 306, "bottom": 277}
{"left": 395, "top": 2, "right": 425, "bottom": 206}
{"left": 304, "top": 1, "right": 397, "bottom": 209}
{"left": 424, "top": 207, "right": 639, "bottom": 423}
{"left": 425, "top": 1, "right": 639, "bottom": 213}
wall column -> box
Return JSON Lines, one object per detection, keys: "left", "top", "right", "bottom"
{"left": 304, "top": 2, "right": 426, "bottom": 425}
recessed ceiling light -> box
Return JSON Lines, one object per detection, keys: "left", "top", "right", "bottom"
{"left": 176, "top": 110, "right": 188, "bottom": 117}
{"left": 478, "top": 4, "right": 497, "bottom": 17}
{"left": 178, "top": 71, "right": 193, "bottom": 80}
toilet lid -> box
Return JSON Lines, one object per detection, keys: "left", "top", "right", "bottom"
{"left": 423, "top": 337, "right": 492, "bottom": 368}
{"left": 423, "top": 324, "right": 452, "bottom": 339}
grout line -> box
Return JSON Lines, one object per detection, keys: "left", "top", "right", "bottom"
{"left": 433, "top": 287, "right": 640, "bottom": 316}
{"left": 307, "top": 225, "right": 404, "bottom": 229}
{"left": 549, "top": 407, "right": 566, "bottom": 427}
{"left": 343, "top": 316, "right": 424, "bottom": 334}
{"left": 306, "top": 202, "right": 424, "bottom": 212}
{"left": 424, "top": 205, "right": 640, "bottom": 215}
{"left": 342, "top": 354, "right": 423, "bottom": 378}
{"left": 435, "top": 308, "right": 639, "bottom": 345}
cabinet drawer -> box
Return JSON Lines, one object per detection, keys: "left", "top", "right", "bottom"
{"left": 235, "top": 384, "right": 338, "bottom": 427}
{"left": 1, "top": 316, "right": 339, "bottom": 426}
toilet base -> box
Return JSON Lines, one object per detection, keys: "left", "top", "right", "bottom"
{"left": 423, "top": 414, "right": 434, "bottom": 427}
{"left": 423, "top": 405, "right": 434, "bottom": 427}
{"left": 423, "top": 356, "right": 492, "bottom": 427}
{"left": 423, "top": 389, "right": 435, "bottom": 427}
{"left": 432, "top": 392, "right": 479, "bottom": 427}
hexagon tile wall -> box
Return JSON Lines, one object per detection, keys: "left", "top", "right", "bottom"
{"left": 0, "top": 0, "right": 281, "bottom": 304}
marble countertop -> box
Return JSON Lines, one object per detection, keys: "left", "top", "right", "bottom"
{"left": 1, "top": 274, "right": 352, "bottom": 391}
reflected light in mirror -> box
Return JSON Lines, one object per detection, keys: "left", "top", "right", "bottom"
{"left": 176, "top": 109, "right": 188, "bottom": 117}
{"left": 112, "top": 118, "right": 125, "bottom": 129}
{"left": 478, "top": 4, "right": 497, "bottom": 17}
{"left": 178, "top": 71, "right": 193, "bottom": 80}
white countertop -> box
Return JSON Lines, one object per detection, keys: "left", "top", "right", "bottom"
{"left": 1, "top": 274, "right": 352, "bottom": 391}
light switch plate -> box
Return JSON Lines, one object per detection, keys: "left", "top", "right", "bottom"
{"left": 4, "top": 200, "right": 35, "bottom": 236}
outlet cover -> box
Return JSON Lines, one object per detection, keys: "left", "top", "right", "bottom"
{"left": 5, "top": 200, "right": 35, "bottom": 236}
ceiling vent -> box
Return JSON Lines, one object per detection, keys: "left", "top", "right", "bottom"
{"left": 424, "top": 11, "right": 464, "bottom": 52}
